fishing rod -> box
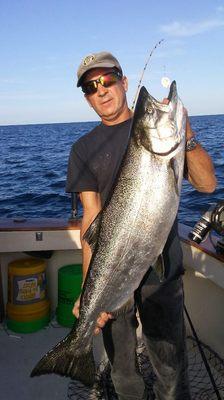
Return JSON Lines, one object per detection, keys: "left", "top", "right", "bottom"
{"left": 133, "top": 41, "right": 222, "bottom": 399}
{"left": 131, "top": 39, "right": 165, "bottom": 111}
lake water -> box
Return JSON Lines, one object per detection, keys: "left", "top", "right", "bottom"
{"left": 0, "top": 115, "right": 223, "bottom": 228}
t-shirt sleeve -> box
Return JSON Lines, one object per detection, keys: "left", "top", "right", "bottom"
{"left": 66, "top": 140, "right": 98, "bottom": 193}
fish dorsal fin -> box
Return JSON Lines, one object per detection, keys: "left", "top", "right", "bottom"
{"left": 82, "top": 211, "right": 103, "bottom": 252}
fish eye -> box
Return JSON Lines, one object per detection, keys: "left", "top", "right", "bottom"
{"left": 146, "top": 107, "right": 153, "bottom": 114}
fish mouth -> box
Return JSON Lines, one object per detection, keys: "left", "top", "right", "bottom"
{"left": 151, "top": 141, "right": 180, "bottom": 156}
{"left": 150, "top": 133, "right": 179, "bottom": 140}
{"left": 146, "top": 80, "right": 177, "bottom": 111}
{"left": 132, "top": 81, "right": 185, "bottom": 156}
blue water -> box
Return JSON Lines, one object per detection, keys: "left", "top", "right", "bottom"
{"left": 0, "top": 115, "right": 223, "bottom": 227}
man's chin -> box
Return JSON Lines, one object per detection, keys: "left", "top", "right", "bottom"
{"left": 99, "top": 108, "right": 117, "bottom": 121}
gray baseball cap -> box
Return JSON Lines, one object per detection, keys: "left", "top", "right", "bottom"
{"left": 77, "top": 51, "right": 123, "bottom": 87}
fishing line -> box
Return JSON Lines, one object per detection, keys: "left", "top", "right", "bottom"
{"left": 131, "top": 39, "right": 165, "bottom": 111}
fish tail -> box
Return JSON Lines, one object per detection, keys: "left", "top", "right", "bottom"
{"left": 30, "top": 331, "right": 95, "bottom": 386}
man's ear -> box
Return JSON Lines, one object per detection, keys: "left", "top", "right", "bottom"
{"left": 122, "top": 76, "right": 128, "bottom": 92}
{"left": 85, "top": 94, "right": 93, "bottom": 108}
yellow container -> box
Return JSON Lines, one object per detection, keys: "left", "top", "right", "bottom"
{"left": 6, "top": 258, "right": 50, "bottom": 333}
{"left": 7, "top": 300, "right": 50, "bottom": 322}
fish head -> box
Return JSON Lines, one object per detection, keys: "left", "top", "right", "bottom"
{"left": 133, "top": 81, "right": 186, "bottom": 157}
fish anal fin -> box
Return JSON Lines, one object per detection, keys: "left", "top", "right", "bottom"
{"left": 83, "top": 211, "right": 103, "bottom": 252}
{"left": 110, "top": 297, "right": 134, "bottom": 318}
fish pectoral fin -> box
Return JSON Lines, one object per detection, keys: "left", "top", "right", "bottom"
{"left": 152, "top": 254, "right": 165, "bottom": 282}
{"left": 170, "top": 157, "right": 180, "bottom": 196}
{"left": 30, "top": 331, "right": 95, "bottom": 386}
{"left": 111, "top": 297, "right": 134, "bottom": 318}
{"left": 83, "top": 211, "right": 103, "bottom": 252}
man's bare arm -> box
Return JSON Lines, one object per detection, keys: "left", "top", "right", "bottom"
{"left": 72, "top": 191, "right": 112, "bottom": 333}
{"left": 185, "top": 115, "right": 217, "bottom": 193}
{"left": 79, "top": 191, "right": 102, "bottom": 282}
{"left": 162, "top": 98, "right": 216, "bottom": 193}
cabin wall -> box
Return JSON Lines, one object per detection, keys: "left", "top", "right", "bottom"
{"left": 183, "top": 265, "right": 224, "bottom": 359}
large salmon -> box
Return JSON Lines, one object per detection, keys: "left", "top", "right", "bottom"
{"left": 31, "top": 81, "right": 186, "bottom": 386}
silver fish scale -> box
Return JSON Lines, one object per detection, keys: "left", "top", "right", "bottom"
{"left": 80, "top": 136, "right": 185, "bottom": 331}
{"left": 72, "top": 83, "right": 185, "bottom": 347}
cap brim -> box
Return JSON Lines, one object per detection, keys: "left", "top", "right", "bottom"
{"left": 77, "top": 62, "right": 121, "bottom": 87}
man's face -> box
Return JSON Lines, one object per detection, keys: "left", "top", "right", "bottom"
{"left": 82, "top": 67, "right": 129, "bottom": 125}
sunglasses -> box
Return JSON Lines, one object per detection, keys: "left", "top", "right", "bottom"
{"left": 81, "top": 71, "right": 122, "bottom": 95}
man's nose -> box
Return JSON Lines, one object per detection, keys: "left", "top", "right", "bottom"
{"left": 97, "top": 83, "right": 108, "bottom": 96}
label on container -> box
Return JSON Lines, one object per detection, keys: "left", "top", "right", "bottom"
{"left": 11, "top": 272, "right": 47, "bottom": 305}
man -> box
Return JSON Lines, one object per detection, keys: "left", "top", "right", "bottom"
{"left": 66, "top": 52, "right": 216, "bottom": 400}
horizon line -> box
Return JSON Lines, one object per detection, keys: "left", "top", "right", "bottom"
{"left": 1, "top": 113, "right": 224, "bottom": 128}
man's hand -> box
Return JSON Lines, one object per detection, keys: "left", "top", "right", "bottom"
{"left": 72, "top": 296, "right": 113, "bottom": 335}
{"left": 185, "top": 109, "right": 195, "bottom": 140}
{"left": 162, "top": 97, "right": 193, "bottom": 142}
{"left": 73, "top": 296, "right": 81, "bottom": 318}
{"left": 94, "top": 312, "right": 113, "bottom": 335}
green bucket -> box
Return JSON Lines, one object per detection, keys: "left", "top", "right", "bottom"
{"left": 56, "top": 264, "right": 82, "bottom": 327}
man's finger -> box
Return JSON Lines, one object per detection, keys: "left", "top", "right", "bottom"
{"left": 162, "top": 98, "right": 169, "bottom": 105}
{"left": 96, "top": 318, "right": 106, "bottom": 328}
{"left": 72, "top": 298, "right": 80, "bottom": 318}
{"left": 99, "top": 312, "right": 110, "bottom": 321}
{"left": 94, "top": 327, "right": 101, "bottom": 335}
{"left": 72, "top": 306, "right": 79, "bottom": 318}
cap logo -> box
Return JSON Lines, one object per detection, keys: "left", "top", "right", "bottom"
{"left": 83, "top": 55, "right": 95, "bottom": 66}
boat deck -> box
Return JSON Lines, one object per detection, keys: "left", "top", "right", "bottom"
{"left": 0, "top": 220, "right": 224, "bottom": 399}
{"left": 0, "top": 320, "right": 70, "bottom": 400}
{"left": 1, "top": 317, "right": 224, "bottom": 400}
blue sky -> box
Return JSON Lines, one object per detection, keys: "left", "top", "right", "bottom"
{"left": 1, "top": 0, "right": 224, "bottom": 125}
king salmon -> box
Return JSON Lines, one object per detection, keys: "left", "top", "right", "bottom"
{"left": 31, "top": 81, "right": 186, "bottom": 386}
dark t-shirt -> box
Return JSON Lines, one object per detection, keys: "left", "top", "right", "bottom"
{"left": 66, "top": 119, "right": 131, "bottom": 205}
{"left": 66, "top": 118, "right": 184, "bottom": 280}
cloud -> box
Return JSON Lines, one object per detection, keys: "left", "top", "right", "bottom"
{"left": 216, "top": 5, "right": 224, "bottom": 13}
{"left": 160, "top": 18, "right": 224, "bottom": 37}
